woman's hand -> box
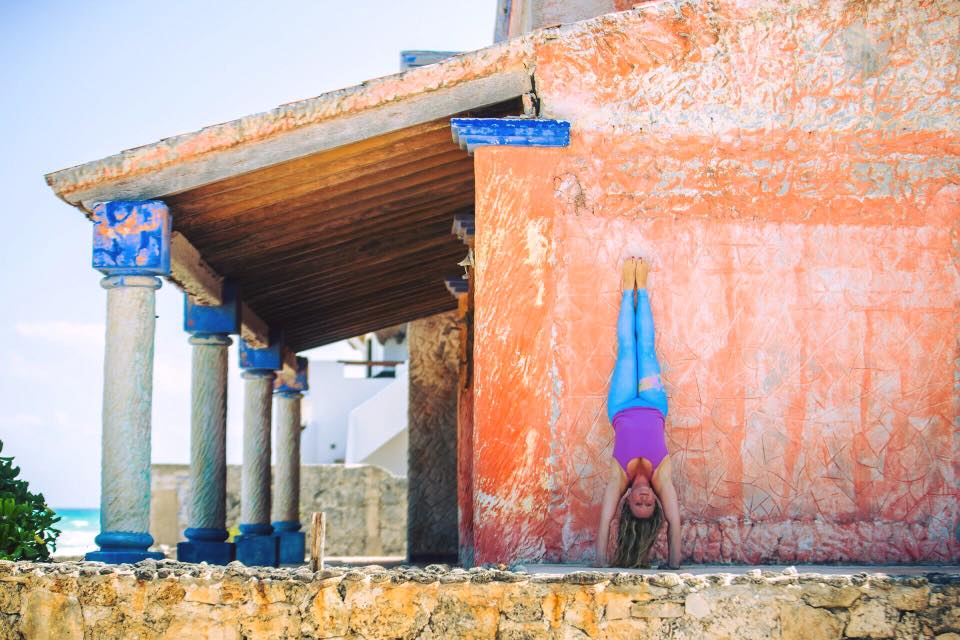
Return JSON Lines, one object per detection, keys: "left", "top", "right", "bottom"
{"left": 597, "top": 459, "right": 629, "bottom": 569}
{"left": 655, "top": 466, "right": 683, "bottom": 571}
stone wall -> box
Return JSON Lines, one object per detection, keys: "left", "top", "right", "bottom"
{"left": 407, "top": 311, "right": 460, "bottom": 563}
{"left": 1, "top": 561, "right": 957, "bottom": 639}
{"left": 151, "top": 464, "right": 406, "bottom": 557}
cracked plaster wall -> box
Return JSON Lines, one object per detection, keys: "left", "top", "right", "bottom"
{"left": 470, "top": 0, "right": 960, "bottom": 564}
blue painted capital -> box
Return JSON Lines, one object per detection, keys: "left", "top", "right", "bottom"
{"left": 275, "top": 356, "right": 309, "bottom": 395}
{"left": 239, "top": 332, "right": 283, "bottom": 371}
{"left": 450, "top": 118, "right": 571, "bottom": 154}
{"left": 92, "top": 200, "right": 171, "bottom": 276}
{"left": 184, "top": 283, "right": 240, "bottom": 335}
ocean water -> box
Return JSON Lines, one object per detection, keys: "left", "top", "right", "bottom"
{"left": 53, "top": 508, "right": 99, "bottom": 557}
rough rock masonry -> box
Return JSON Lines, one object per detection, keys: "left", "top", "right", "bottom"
{"left": 0, "top": 560, "right": 957, "bottom": 639}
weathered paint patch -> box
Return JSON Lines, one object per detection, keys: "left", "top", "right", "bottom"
{"left": 239, "top": 333, "right": 283, "bottom": 371}
{"left": 91, "top": 201, "right": 170, "bottom": 275}
{"left": 274, "top": 356, "right": 309, "bottom": 393}
{"left": 183, "top": 283, "right": 240, "bottom": 335}
{"left": 451, "top": 118, "right": 571, "bottom": 153}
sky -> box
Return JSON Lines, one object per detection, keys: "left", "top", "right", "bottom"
{"left": 0, "top": 0, "right": 494, "bottom": 508}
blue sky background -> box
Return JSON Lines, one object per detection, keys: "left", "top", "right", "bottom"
{"left": 0, "top": 1, "right": 493, "bottom": 508}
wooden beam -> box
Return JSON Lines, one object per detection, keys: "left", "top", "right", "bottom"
{"left": 169, "top": 232, "right": 224, "bottom": 305}
{"left": 280, "top": 346, "right": 299, "bottom": 381}
{"left": 56, "top": 70, "right": 531, "bottom": 210}
{"left": 240, "top": 302, "right": 270, "bottom": 349}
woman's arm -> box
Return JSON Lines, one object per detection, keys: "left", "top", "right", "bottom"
{"left": 596, "top": 459, "right": 629, "bottom": 566}
{"left": 656, "top": 460, "right": 682, "bottom": 569}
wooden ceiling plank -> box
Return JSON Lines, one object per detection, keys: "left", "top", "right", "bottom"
{"left": 171, "top": 119, "right": 455, "bottom": 204}
{"left": 194, "top": 172, "right": 475, "bottom": 263}
{"left": 284, "top": 294, "right": 457, "bottom": 348}
{"left": 225, "top": 207, "right": 466, "bottom": 277}
{"left": 251, "top": 247, "right": 463, "bottom": 304}
{"left": 176, "top": 145, "right": 468, "bottom": 227}
{"left": 253, "top": 254, "right": 464, "bottom": 313}
{"left": 253, "top": 265, "right": 461, "bottom": 317}
{"left": 284, "top": 282, "right": 453, "bottom": 333}
{"left": 286, "top": 298, "right": 458, "bottom": 351}
{"left": 185, "top": 154, "right": 474, "bottom": 236}
{"left": 170, "top": 130, "right": 461, "bottom": 221}
{"left": 235, "top": 233, "right": 460, "bottom": 285}
{"left": 193, "top": 188, "right": 472, "bottom": 262}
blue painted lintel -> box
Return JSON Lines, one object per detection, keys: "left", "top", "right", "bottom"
{"left": 92, "top": 200, "right": 171, "bottom": 276}
{"left": 239, "top": 332, "right": 283, "bottom": 371}
{"left": 184, "top": 283, "right": 240, "bottom": 335}
{"left": 450, "top": 118, "right": 570, "bottom": 154}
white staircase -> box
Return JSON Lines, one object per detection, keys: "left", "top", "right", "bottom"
{"left": 345, "top": 364, "right": 408, "bottom": 476}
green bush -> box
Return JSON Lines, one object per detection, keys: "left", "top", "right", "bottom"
{"left": 0, "top": 441, "right": 60, "bottom": 561}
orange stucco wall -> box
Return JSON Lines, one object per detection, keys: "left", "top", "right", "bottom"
{"left": 470, "top": 0, "right": 959, "bottom": 565}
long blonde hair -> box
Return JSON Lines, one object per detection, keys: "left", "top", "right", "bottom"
{"left": 612, "top": 499, "right": 663, "bottom": 568}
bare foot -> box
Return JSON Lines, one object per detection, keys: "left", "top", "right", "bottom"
{"left": 621, "top": 258, "right": 636, "bottom": 291}
{"left": 636, "top": 257, "right": 650, "bottom": 290}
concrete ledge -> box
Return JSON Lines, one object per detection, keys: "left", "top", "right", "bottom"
{"left": 0, "top": 560, "right": 957, "bottom": 639}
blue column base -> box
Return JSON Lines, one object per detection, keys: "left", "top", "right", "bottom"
{"left": 86, "top": 531, "right": 164, "bottom": 564}
{"left": 273, "top": 521, "right": 305, "bottom": 565}
{"left": 85, "top": 549, "right": 165, "bottom": 564}
{"left": 235, "top": 524, "right": 278, "bottom": 567}
{"left": 177, "top": 540, "right": 235, "bottom": 565}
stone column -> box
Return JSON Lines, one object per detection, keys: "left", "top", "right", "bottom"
{"left": 86, "top": 201, "right": 170, "bottom": 564}
{"left": 272, "top": 356, "right": 308, "bottom": 564}
{"left": 176, "top": 288, "right": 240, "bottom": 565}
{"left": 235, "top": 336, "right": 282, "bottom": 567}
{"left": 407, "top": 311, "right": 461, "bottom": 564}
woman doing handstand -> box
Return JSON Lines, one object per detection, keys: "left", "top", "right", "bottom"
{"left": 596, "top": 258, "right": 681, "bottom": 569}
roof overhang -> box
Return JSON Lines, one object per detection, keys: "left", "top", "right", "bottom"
{"left": 46, "top": 45, "right": 532, "bottom": 350}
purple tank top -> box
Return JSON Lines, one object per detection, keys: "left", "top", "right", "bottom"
{"left": 612, "top": 406, "right": 668, "bottom": 474}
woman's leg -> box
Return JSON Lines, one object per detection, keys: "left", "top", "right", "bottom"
{"left": 635, "top": 260, "right": 668, "bottom": 416}
{"left": 607, "top": 260, "right": 638, "bottom": 423}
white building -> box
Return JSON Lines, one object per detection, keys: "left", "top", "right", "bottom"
{"left": 302, "top": 330, "right": 409, "bottom": 477}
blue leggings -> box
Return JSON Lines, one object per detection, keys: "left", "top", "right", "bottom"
{"left": 607, "top": 288, "right": 668, "bottom": 422}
